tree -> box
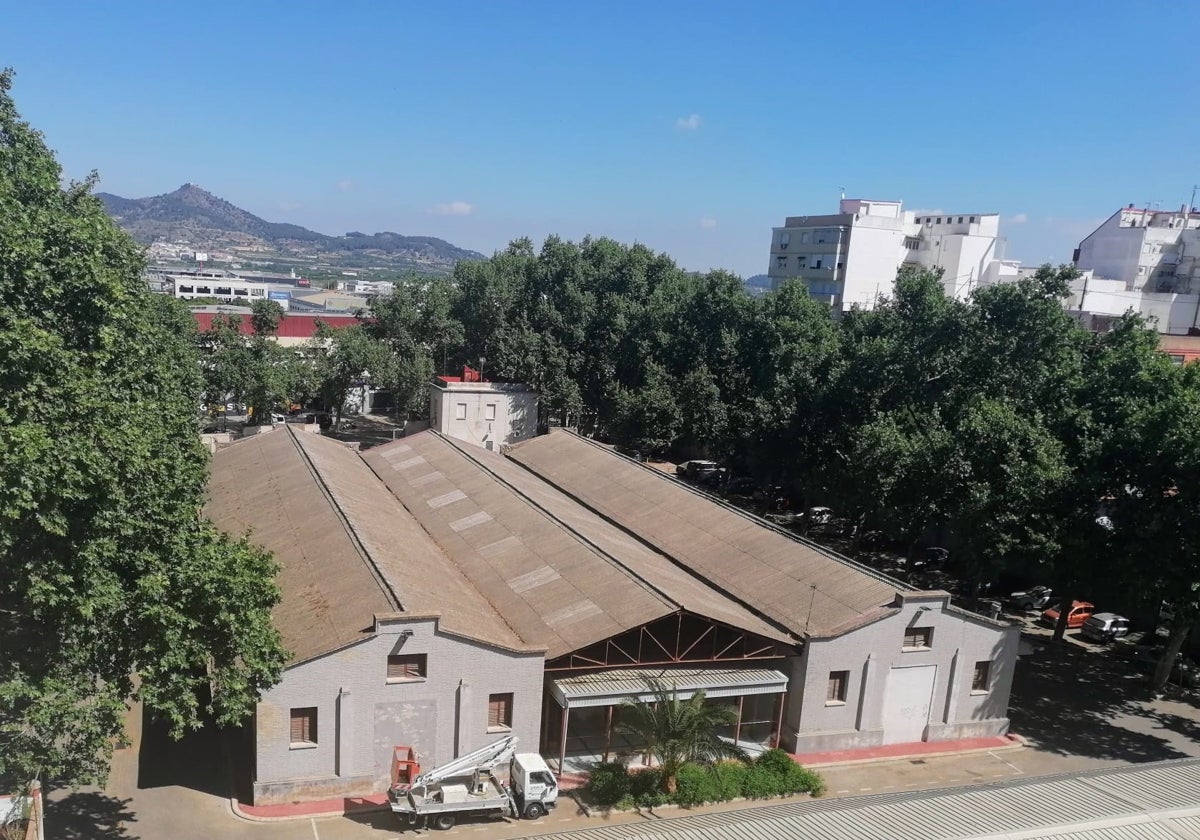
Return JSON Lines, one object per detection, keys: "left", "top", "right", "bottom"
{"left": 311, "top": 323, "right": 391, "bottom": 430}
{"left": 0, "top": 70, "right": 285, "bottom": 788}
{"left": 618, "top": 684, "right": 747, "bottom": 793}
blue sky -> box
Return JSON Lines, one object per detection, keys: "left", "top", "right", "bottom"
{"left": 4, "top": 0, "right": 1198, "bottom": 277}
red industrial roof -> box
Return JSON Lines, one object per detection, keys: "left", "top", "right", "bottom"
{"left": 192, "top": 311, "right": 360, "bottom": 339}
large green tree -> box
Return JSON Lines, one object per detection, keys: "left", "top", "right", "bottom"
{"left": 0, "top": 71, "right": 285, "bottom": 788}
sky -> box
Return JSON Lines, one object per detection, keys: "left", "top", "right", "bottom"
{"left": 3, "top": 0, "right": 1199, "bottom": 277}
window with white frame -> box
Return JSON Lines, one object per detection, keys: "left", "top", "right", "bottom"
{"left": 455, "top": 403, "right": 467, "bottom": 420}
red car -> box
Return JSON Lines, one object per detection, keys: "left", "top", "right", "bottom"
{"left": 1041, "top": 600, "right": 1095, "bottom": 629}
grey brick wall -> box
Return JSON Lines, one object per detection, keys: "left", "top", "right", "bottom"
{"left": 253, "top": 616, "right": 543, "bottom": 804}
{"left": 785, "top": 593, "right": 1018, "bottom": 754}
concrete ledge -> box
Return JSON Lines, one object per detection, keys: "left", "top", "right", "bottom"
{"left": 250, "top": 773, "right": 379, "bottom": 807}
{"left": 794, "top": 733, "right": 1025, "bottom": 769}
{"left": 231, "top": 792, "right": 389, "bottom": 822}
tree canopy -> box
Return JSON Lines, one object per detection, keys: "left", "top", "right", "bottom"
{"left": 0, "top": 70, "right": 285, "bottom": 788}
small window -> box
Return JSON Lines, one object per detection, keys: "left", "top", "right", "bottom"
{"left": 455, "top": 403, "right": 467, "bottom": 420}
{"left": 936, "top": 218, "right": 942, "bottom": 224}
{"left": 813, "top": 258, "right": 823, "bottom": 269}
{"left": 776, "top": 255, "right": 788, "bottom": 269}
{"left": 957, "top": 217, "right": 963, "bottom": 224}
{"left": 970, "top": 216, "right": 977, "bottom": 223}
{"left": 827, "top": 670, "right": 849, "bottom": 704}
{"left": 290, "top": 707, "right": 317, "bottom": 746}
{"left": 388, "top": 653, "right": 427, "bottom": 681}
{"left": 904, "top": 627, "right": 933, "bottom": 649}
{"left": 797, "top": 256, "right": 807, "bottom": 269}
{"left": 780, "top": 232, "right": 790, "bottom": 249}
{"left": 484, "top": 404, "right": 496, "bottom": 422}
{"left": 799, "top": 232, "right": 810, "bottom": 244}
{"left": 488, "top": 692, "right": 513, "bottom": 730}
{"left": 1169, "top": 354, "right": 1186, "bottom": 365}
{"left": 972, "top": 660, "right": 991, "bottom": 692}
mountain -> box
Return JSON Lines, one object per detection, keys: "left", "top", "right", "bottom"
{"left": 96, "top": 184, "right": 485, "bottom": 272}
{"left": 744, "top": 273, "right": 772, "bottom": 296}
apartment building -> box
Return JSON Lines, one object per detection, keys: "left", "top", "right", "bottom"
{"left": 768, "top": 199, "right": 1015, "bottom": 311}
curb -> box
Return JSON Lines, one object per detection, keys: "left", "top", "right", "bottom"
{"left": 800, "top": 735, "right": 1026, "bottom": 770}
{"left": 228, "top": 796, "right": 391, "bottom": 823}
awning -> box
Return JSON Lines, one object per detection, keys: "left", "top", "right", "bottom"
{"left": 549, "top": 667, "right": 788, "bottom": 709}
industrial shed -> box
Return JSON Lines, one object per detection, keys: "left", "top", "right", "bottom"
{"left": 207, "top": 426, "right": 1018, "bottom": 804}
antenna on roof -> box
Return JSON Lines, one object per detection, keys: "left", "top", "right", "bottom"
{"left": 839, "top": 186, "right": 845, "bottom": 201}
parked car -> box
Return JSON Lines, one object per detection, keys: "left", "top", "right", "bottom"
{"left": 1010, "top": 585, "right": 1054, "bottom": 612}
{"left": 1080, "top": 612, "right": 1131, "bottom": 643}
{"left": 1132, "top": 646, "right": 1200, "bottom": 688}
{"left": 675, "top": 460, "right": 719, "bottom": 481}
{"left": 1040, "top": 600, "right": 1096, "bottom": 629}
{"left": 271, "top": 413, "right": 286, "bottom": 424}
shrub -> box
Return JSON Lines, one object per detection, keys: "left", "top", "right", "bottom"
{"left": 586, "top": 762, "right": 631, "bottom": 806}
{"left": 755, "top": 748, "right": 797, "bottom": 776}
{"left": 673, "top": 762, "right": 720, "bottom": 806}
{"left": 615, "top": 794, "right": 636, "bottom": 811}
{"left": 741, "top": 764, "right": 786, "bottom": 799}
{"left": 630, "top": 768, "right": 667, "bottom": 808}
{"left": 789, "top": 765, "right": 827, "bottom": 797}
{"left": 712, "top": 760, "right": 748, "bottom": 800}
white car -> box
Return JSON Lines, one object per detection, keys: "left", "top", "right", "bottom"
{"left": 1080, "top": 613, "right": 1130, "bottom": 643}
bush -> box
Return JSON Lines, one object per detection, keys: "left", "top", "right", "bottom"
{"left": 712, "top": 760, "right": 748, "bottom": 800}
{"left": 755, "top": 748, "right": 797, "bottom": 776}
{"left": 586, "top": 762, "right": 631, "bottom": 806}
{"left": 673, "top": 762, "right": 720, "bottom": 806}
{"left": 630, "top": 768, "right": 667, "bottom": 808}
{"left": 788, "top": 765, "right": 827, "bottom": 797}
{"left": 741, "top": 764, "right": 786, "bottom": 799}
{"left": 752, "top": 748, "right": 826, "bottom": 797}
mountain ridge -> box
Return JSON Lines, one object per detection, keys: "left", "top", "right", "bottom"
{"left": 96, "top": 183, "right": 485, "bottom": 270}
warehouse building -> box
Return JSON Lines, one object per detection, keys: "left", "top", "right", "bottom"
{"left": 207, "top": 426, "right": 1018, "bottom": 804}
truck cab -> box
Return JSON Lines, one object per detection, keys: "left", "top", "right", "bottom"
{"left": 511, "top": 753, "right": 558, "bottom": 818}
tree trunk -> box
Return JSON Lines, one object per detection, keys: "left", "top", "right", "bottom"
{"left": 1150, "top": 620, "right": 1192, "bottom": 695}
{"left": 1051, "top": 593, "right": 1072, "bottom": 643}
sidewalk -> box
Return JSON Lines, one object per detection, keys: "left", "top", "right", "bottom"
{"left": 231, "top": 733, "right": 1024, "bottom": 821}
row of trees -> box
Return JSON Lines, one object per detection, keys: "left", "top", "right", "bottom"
{"left": 335, "top": 238, "right": 1197, "bottom": 691}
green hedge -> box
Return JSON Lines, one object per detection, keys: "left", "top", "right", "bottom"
{"left": 583, "top": 749, "right": 825, "bottom": 809}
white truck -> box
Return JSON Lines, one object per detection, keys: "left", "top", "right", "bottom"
{"left": 388, "top": 736, "right": 558, "bottom": 830}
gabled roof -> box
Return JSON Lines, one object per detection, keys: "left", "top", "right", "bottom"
{"left": 506, "top": 430, "right": 905, "bottom": 638}
{"left": 206, "top": 428, "right": 530, "bottom": 664}
{"left": 360, "top": 433, "right": 796, "bottom": 659}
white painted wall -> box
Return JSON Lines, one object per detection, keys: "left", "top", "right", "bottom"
{"left": 253, "top": 616, "right": 544, "bottom": 804}
{"left": 430, "top": 383, "right": 538, "bottom": 451}
{"left": 784, "top": 593, "right": 1017, "bottom": 753}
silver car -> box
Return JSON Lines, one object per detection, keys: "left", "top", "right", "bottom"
{"left": 1080, "top": 612, "right": 1130, "bottom": 643}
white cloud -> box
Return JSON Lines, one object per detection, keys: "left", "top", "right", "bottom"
{"left": 699, "top": 217, "right": 718, "bottom": 229}
{"left": 430, "top": 201, "right": 474, "bottom": 216}
{"left": 675, "top": 113, "right": 702, "bottom": 131}
{"left": 1008, "top": 212, "right": 1029, "bottom": 224}
{"left": 336, "top": 179, "right": 355, "bottom": 192}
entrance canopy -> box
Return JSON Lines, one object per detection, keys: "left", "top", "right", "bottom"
{"left": 549, "top": 667, "right": 788, "bottom": 709}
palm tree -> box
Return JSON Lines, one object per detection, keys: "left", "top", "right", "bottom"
{"left": 617, "top": 682, "right": 748, "bottom": 793}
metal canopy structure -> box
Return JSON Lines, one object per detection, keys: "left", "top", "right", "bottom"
{"left": 546, "top": 666, "right": 788, "bottom": 772}
{"left": 549, "top": 667, "right": 788, "bottom": 710}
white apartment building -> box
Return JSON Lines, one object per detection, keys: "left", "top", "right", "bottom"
{"left": 173, "top": 276, "right": 272, "bottom": 306}
{"left": 768, "top": 199, "right": 1015, "bottom": 311}
{"left": 1075, "top": 204, "right": 1200, "bottom": 295}
{"left": 428, "top": 369, "right": 538, "bottom": 452}
{"left": 1069, "top": 204, "right": 1200, "bottom": 335}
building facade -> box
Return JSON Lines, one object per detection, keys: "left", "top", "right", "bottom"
{"left": 429, "top": 369, "right": 538, "bottom": 451}
{"left": 768, "top": 199, "right": 1014, "bottom": 311}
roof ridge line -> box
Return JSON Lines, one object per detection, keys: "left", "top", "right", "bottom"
{"left": 428, "top": 432, "right": 684, "bottom": 612}
{"left": 556, "top": 429, "right": 912, "bottom": 594}
{"left": 506, "top": 434, "right": 802, "bottom": 642}
{"left": 285, "top": 428, "right": 403, "bottom": 612}
{"left": 358, "top": 432, "right": 531, "bottom": 649}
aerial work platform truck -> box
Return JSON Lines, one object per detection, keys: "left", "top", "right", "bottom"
{"left": 388, "top": 736, "right": 558, "bottom": 830}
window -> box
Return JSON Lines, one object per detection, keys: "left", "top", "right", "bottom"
{"left": 455, "top": 403, "right": 467, "bottom": 420}
{"left": 800, "top": 232, "right": 810, "bottom": 244}
{"left": 776, "top": 255, "right": 788, "bottom": 269}
{"left": 484, "top": 404, "right": 496, "bottom": 422}
{"left": 957, "top": 216, "right": 963, "bottom": 224}
{"left": 903, "top": 627, "right": 933, "bottom": 649}
{"left": 972, "top": 660, "right": 991, "bottom": 692}
{"left": 780, "top": 232, "right": 790, "bottom": 250}
{"left": 827, "top": 670, "right": 848, "bottom": 704}
{"left": 1169, "top": 354, "right": 1186, "bottom": 365}
{"left": 970, "top": 216, "right": 976, "bottom": 223}
{"left": 904, "top": 237, "right": 921, "bottom": 250}
{"left": 488, "top": 692, "right": 513, "bottom": 730}
{"left": 290, "top": 707, "right": 317, "bottom": 746}
{"left": 836, "top": 261, "right": 844, "bottom": 269}
{"left": 813, "top": 258, "right": 823, "bottom": 269}
{"left": 387, "top": 653, "right": 427, "bottom": 681}
{"left": 797, "top": 255, "right": 807, "bottom": 269}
